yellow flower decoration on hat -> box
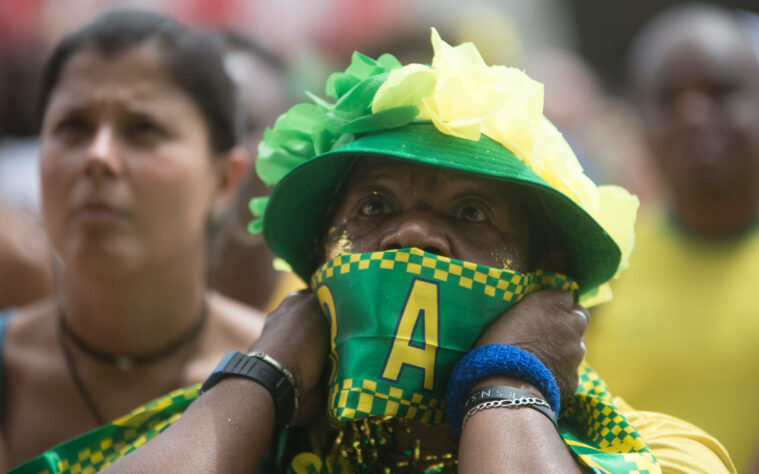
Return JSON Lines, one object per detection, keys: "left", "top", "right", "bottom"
{"left": 373, "top": 29, "right": 638, "bottom": 296}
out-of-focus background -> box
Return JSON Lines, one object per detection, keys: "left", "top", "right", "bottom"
{"left": 1, "top": 0, "right": 757, "bottom": 211}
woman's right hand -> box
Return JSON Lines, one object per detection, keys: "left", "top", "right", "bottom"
{"left": 248, "top": 290, "right": 329, "bottom": 424}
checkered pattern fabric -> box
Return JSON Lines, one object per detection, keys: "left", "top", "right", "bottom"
{"left": 297, "top": 250, "right": 660, "bottom": 472}
{"left": 560, "top": 365, "right": 658, "bottom": 473}
{"left": 314, "top": 249, "right": 579, "bottom": 426}
{"left": 311, "top": 248, "right": 578, "bottom": 300}
{"left": 314, "top": 248, "right": 581, "bottom": 425}
{"left": 332, "top": 378, "right": 446, "bottom": 425}
{"left": 11, "top": 385, "right": 200, "bottom": 474}
{"left": 285, "top": 365, "right": 661, "bottom": 474}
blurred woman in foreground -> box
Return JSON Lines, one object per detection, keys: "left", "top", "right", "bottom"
{"left": 0, "top": 10, "right": 264, "bottom": 469}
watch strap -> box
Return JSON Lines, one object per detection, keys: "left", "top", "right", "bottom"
{"left": 202, "top": 350, "right": 298, "bottom": 430}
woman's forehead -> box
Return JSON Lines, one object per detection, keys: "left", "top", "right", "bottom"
{"left": 44, "top": 45, "right": 202, "bottom": 124}
{"left": 50, "top": 46, "right": 178, "bottom": 104}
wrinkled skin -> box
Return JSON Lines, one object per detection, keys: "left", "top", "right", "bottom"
{"left": 474, "top": 288, "right": 587, "bottom": 406}
{"left": 255, "top": 157, "right": 588, "bottom": 418}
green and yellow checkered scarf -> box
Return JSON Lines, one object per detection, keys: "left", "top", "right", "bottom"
{"left": 10, "top": 385, "right": 199, "bottom": 474}
{"left": 11, "top": 369, "right": 659, "bottom": 473}
{"left": 12, "top": 249, "right": 660, "bottom": 473}
{"left": 275, "top": 364, "right": 659, "bottom": 473}
{"left": 312, "top": 248, "right": 576, "bottom": 425}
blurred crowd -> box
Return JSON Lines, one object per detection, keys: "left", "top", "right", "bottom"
{"left": 0, "top": 0, "right": 663, "bottom": 313}
{"left": 1, "top": 0, "right": 759, "bottom": 472}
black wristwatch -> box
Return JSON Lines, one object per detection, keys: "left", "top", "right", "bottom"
{"left": 202, "top": 350, "right": 299, "bottom": 430}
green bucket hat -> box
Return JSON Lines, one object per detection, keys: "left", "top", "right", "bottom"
{"left": 252, "top": 29, "right": 638, "bottom": 302}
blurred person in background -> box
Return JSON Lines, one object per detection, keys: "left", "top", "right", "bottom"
{"left": 527, "top": 49, "right": 607, "bottom": 183}
{"left": 0, "top": 202, "right": 54, "bottom": 309}
{"left": 209, "top": 31, "right": 303, "bottom": 312}
{"left": 586, "top": 4, "right": 759, "bottom": 471}
{"left": 0, "top": 9, "right": 265, "bottom": 470}
{"left": 0, "top": 0, "right": 48, "bottom": 213}
{"left": 527, "top": 49, "right": 660, "bottom": 204}
{"left": 0, "top": 3, "right": 53, "bottom": 312}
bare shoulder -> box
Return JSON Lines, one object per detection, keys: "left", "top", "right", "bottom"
{"left": 185, "top": 291, "right": 267, "bottom": 382}
{"left": 206, "top": 290, "right": 266, "bottom": 350}
{"left": 4, "top": 298, "right": 61, "bottom": 400}
{"left": 0, "top": 204, "right": 54, "bottom": 308}
{"left": 5, "top": 298, "right": 57, "bottom": 353}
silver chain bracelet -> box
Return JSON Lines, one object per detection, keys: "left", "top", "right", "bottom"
{"left": 461, "top": 396, "right": 553, "bottom": 428}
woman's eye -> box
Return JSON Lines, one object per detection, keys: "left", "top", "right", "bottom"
{"left": 457, "top": 203, "right": 487, "bottom": 222}
{"left": 130, "top": 120, "right": 163, "bottom": 137}
{"left": 51, "top": 117, "right": 92, "bottom": 144}
{"left": 55, "top": 118, "right": 90, "bottom": 135}
{"left": 122, "top": 114, "right": 167, "bottom": 145}
{"left": 359, "top": 198, "right": 390, "bottom": 216}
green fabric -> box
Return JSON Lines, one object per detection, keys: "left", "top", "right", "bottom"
{"left": 254, "top": 52, "right": 408, "bottom": 189}
{"left": 311, "top": 248, "right": 577, "bottom": 424}
{"left": 262, "top": 123, "right": 620, "bottom": 298}
{"left": 9, "top": 246, "right": 659, "bottom": 474}
{"left": 271, "top": 365, "right": 660, "bottom": 474}
{"left": 254, "top": 49, "right": 622, "bottom": 299}
{"left": 10, "top": 372, "right": 661, "bottom": 474}
{"left": 291, "top": 249, "right": 658, "bottom": 472}
{"left": 10, "top": 250, "right": 654, "bottom": 473}
{"left": 9, "top": 385, "right": 200, "bottom": 474}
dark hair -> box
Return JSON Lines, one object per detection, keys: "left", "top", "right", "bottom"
{"left": 627, "top": 3, "right": 754, "bottom": 96}
{"left": 37, "top": 8, "right": 240, "bottom": 154}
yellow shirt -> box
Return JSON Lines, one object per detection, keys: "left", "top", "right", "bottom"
{"left": 617, "top": 397, "right": 735, "bottom": 473}
{"left": 264, "top": 271, "right": 306, "bottom": 313}
{"left": 587, "top": 211, "right": 759, "bottom": 472}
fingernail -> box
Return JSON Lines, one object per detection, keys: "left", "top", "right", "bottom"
{"left": 570, "top": 309, "right": 589, "bottom": 324}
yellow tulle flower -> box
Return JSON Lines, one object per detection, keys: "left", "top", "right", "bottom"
{"left": 373, "top": 28, "right": 639, "bottom": 282}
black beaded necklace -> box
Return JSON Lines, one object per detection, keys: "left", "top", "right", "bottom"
{"left": 58, "top": 301, "right": 208, "bottom": 371}
{"left": 57, "top": 301, "right": 208, "bottom": 424}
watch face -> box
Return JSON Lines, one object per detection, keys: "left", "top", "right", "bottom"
{"left": 202, "top": 351, "right": 296, "bottom": 429}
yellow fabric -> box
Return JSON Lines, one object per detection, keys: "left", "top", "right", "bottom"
{"left": 587, "top": 210, "right": 759, "bottom": 472}
{"left": 616, "top": 397, "right": 735, "bottom": 473}
{"left": 264, "top": 271, "right": 306, "bottom": 313}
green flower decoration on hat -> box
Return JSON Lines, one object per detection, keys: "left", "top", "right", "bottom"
{"left": 251, "top": 28, "right": 638, "bottom": 306}
{"left": 249, "top": 53, "right": 417, "bottom": 230}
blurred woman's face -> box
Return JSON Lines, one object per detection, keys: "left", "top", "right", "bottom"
{"left": 40, "top": 44, "right": 220, "bottom": 275}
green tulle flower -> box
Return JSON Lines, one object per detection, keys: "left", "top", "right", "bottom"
{"left": 250, "top": 52, "right": 419, "bottom": 232}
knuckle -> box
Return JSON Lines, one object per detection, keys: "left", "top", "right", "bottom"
{"left": 546, "top": 290, "right": 572, "bottom": 310}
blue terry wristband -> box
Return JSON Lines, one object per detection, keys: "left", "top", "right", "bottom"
{"left": 445, "top": 344, "right": 561, "bottom": 435}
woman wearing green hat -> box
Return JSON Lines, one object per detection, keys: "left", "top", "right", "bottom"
{"left": 105, "top": 30, "right": 732, "bottom": 473}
